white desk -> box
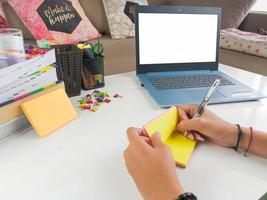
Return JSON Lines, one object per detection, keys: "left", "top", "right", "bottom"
{"left": 0, "top": 64, "right": 267, "bottom": 200}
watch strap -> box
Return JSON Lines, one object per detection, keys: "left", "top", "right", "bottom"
{"left": 177, "top": 192, "right": 197, "bottom": 200}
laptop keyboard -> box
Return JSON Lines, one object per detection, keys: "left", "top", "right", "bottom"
{"left": 149, "top": 74, "right": 235, "bottom": 90}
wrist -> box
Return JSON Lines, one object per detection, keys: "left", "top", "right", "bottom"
{"left": 148, "top": 183, "right": 184, "bottom": 200}
{"left": 224, "top": 123, "right": 238, "bottom": 147}
{"left": 229, "top": 125, "right": 250, "bottom": 151}
{"left": 166, "top": 184, "right": 184, "bottom": 200}
{"left": 168, "top": 184, "right": 184, "bottom": 200}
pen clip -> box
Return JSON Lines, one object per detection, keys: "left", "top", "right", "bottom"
{"left": 205, "top": 79, "right": 221, "bottom": 101}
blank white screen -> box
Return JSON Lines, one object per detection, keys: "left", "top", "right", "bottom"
{"left": 138, "top": 13, "right": 218, "bottom": 64}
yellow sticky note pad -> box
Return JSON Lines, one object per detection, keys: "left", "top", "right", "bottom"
{"left": 21, "top": 88, "right": 78, "bottom": 138}
{"left": 144, "top": 106, "right": 196, "bottom": 168}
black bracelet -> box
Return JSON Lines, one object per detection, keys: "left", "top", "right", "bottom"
{"left": 177, "top": 192, "right": 197, "bottom": 200}
{"left": 233, "top": 124, "right": 243, "bottom": 152}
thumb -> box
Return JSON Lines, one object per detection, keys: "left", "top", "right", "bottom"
{"left": 150, "top": 131, "right": 163, "bottom": 147}
{"left": 177, "top": 118, "right": 202, "bottom": 132}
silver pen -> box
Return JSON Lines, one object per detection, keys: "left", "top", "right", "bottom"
{"left": 184, "top": 79, "right": 221, "bottom": 137}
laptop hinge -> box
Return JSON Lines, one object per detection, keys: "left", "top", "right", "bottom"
{"left": 146, "top": 70, "right": 212, "bottom": 76}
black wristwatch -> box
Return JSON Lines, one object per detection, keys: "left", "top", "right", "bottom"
{"left": 176, "top": 192, "right": 197, "bottom": 200}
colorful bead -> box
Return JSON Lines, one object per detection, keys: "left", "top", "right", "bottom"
{"left": 104, "top": 99, "right": 111, "bottom": 103}
{"left": 78, "top": 90, "right": 122, "bottom": 112}
{"left": 87, "top": 100, "right": 94, "bottom": 104}
{"left": 91, "top": 107, "right": 97, "bottom": 112}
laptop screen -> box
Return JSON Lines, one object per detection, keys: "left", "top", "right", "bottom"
{"left": 138, "top": 13, "right": 218, "bottom": 65}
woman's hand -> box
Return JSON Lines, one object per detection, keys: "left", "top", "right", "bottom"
{"left": 124, "top": 127, "right": 183, "bottom": 200}
{"left": 177, "top": 105, "right": 237, "bottom": 147}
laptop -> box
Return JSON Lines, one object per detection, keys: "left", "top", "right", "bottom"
{"left": 135, "top": 5, "right": 265, "bottom": 107}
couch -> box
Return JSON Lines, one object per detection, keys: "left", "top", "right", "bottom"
{"left": 2, "top": 0, "right": 267, "bottom": 76}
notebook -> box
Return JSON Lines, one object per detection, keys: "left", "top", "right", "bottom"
{"left": 143, "top": 106, "right": 196, "bottom": 168}
{"left": 21, "top": 88, "right": 77, "bottom": 138}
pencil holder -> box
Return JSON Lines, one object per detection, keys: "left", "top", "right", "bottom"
{"left": 53, "top": 44, "right": 82, "bottom": 97}
{"left": 81, "top": 56, "right": 105, "bottom": 90}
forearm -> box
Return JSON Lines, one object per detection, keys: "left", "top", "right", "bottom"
{"left": 239, "top": 127, "right": 267, "bottom": 158}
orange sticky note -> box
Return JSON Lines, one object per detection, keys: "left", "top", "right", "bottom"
{"left": 21, "top": 88, "right": 78, "bottom": 138}
{"left": 144, "top": 106, "right": 196, "bottom": 168}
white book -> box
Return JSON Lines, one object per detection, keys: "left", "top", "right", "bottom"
{"left": 0, "top": 49, "right": 56, "bottom": 88}
{"left": 0, "top": 67, "right": 58, "bottom": 105}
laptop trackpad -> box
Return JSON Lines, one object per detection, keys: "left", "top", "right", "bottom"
{"left": 187, "top": 90, "right": 226, "bottom": 100}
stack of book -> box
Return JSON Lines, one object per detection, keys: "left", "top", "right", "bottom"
{"left": 0, "top": 49, "right": 64, "bottom": 125}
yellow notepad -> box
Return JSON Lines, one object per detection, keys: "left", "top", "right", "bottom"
{"left": 144, "top": 106, "right": 196, "bottom": 168}
{"left": 21, "top": 88, "right": 78, "bottom": 138}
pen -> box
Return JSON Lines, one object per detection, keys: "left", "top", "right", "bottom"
{"left": 184, "top": 79, "right": 221, "bottom": 137}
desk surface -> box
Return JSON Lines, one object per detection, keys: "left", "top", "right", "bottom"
{"left": 0, "top": 65, "right": 267, "bottom": 200}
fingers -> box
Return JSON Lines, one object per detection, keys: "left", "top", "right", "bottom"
{"left": 187, "top": 132, "right": 205, "bottom": 142}
{"left": 127, "top": 127, "right": 145, "bottom": 144}
{"left": 127, "top": 127, "right": 153, "bottom": 149}
{"left": 177, "top": 107, "right": 189, "bottom": 121}
{"left": 150, "top": 131, "right": 164, "bottom": 147}
{"left": 177, "top": 105, "right": 198, "bottom": 118}
{"left": 177, "top": 118, "right": 204, "bottom": 132}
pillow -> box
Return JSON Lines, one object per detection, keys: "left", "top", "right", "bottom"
{"left": 7, "top": 0, "right": 100, "bottom": 44}
{"left": 0, "top": 3, "right": 8, "bottom": 28}
{"left": 103, "top": 0, "right": 148, "bottom": 39}
{"left": 220, "top": 28, "right": 267, "bottom": 58}
{"left": 79, "top": 0, "right": 109, "bottom": 34}
{"left": 168, "top": 0, "right": 257, "bottom": 29}
{"left": 147, "top": 0, "right": 170, "bottom": 5}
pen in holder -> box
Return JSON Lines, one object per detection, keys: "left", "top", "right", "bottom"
{"left": 82, "top": 56, "right": 104, "bottom": 90}
{"left": 79, "top": 39, "right": 105, "bottom": 90}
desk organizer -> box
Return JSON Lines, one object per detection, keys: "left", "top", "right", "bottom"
{"left": 81, "top": 56, "right": 105, "bottom": 90}
{"left": 53, "top": 44, "right": 82, "bottom": 97}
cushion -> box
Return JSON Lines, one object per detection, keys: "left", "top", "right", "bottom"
{"left": 220, "top": 28, "right": 267, "bottom": 58}
{"left": 168, "top": 0, "right": 257, "bottom": 29}
{"left": 2, "top": 2, "right": 34, "bottom": 39}
{"left": 7, "top": 0, "right": 100, "bottom": 44}
{"left": 103, "top": 0, "right": 148, "bottom": 39}
{"left": 147, "top": 0, "right": 170, "bottom": 4}
{"left": 79, "top": 0, "right": 109, "bottom": 34}
{"left": 0, "top": 2, "right": 8, "bottom": 28}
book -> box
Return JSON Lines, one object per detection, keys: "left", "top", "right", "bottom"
{"left": 143, "top": 106, "right": 196, "bottom": 168}
{"left": 0, "top": 82, "right": 64, "bottom": 125}
{"left": 0, "top": 49, "right": 56, "bottom": 88}
{"left": 0, "top": 65, "right": 58, "bottom": 105}
{"left": 21, "top": 88, "right": 78, "bottom": 138}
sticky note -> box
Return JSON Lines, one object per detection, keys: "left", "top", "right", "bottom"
{"left": 21, "top": 88, "right": 77, "bottom": 138}
{"left": 144, "top": 106, "right": 196, "bottom": 168}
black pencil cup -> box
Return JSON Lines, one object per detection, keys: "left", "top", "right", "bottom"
{"left": 81, "top": 56, "right": 105, "bottom": 90}
{"left": 53, "top": 44, "right": 83, "bottom": 97}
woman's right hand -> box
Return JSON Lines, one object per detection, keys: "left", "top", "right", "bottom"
{"left": 177, "top": 105, "right": 238, "bottom": 147}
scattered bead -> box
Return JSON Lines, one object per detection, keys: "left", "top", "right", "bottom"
{"left": 80, "top": 104, "right": 87, "bottom": 108}
{"left": 96, "top": 102, "right": 104, "bottom": 106}
{"left": 114, "top": 93, "right": 122, "bottom": 98}
{"left": 87, "top": 100, "right": 93, "bottom": 104}
{"left": 25, "top": 46, "right": 46, "bottom": 59}
{"left": 91, "top": 107, "right": 97, "bottom": 112}
{"left": 78, "top": 90, "right": 122, "bottom": 112}
{"left": 104, "top": 99, "right": 111, "bottom": 103}
{"left": 96, "top": 98, "right": 103, "bottom": 102}
{"left": 84, "top": 106, "right": 91, "bottom": 110}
